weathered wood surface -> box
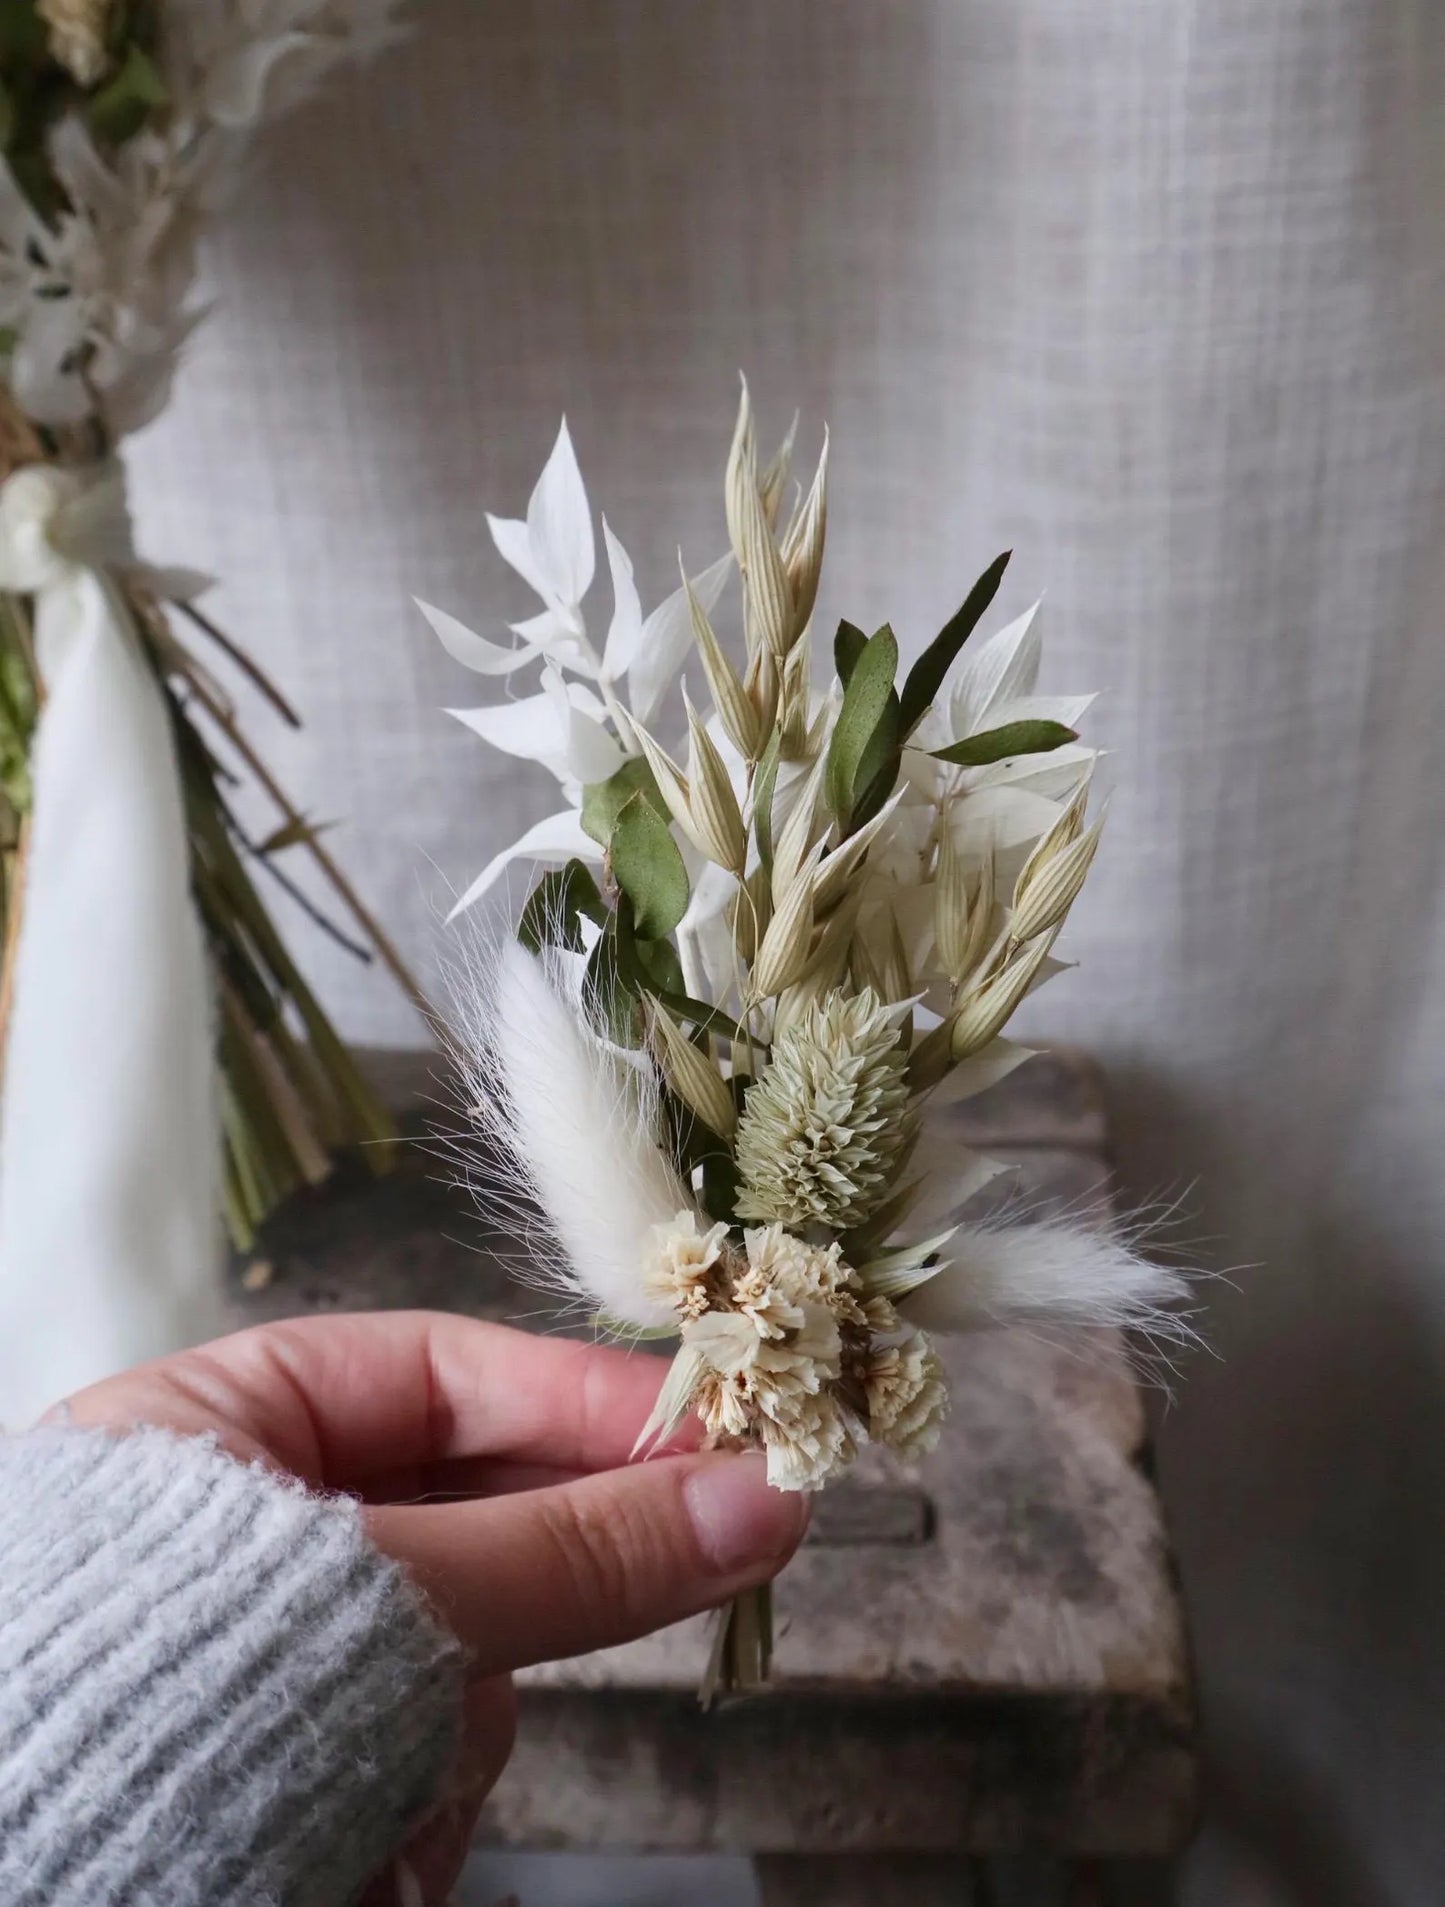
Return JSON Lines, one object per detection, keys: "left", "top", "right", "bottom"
{"left": 226, "top": 1048, "right": 1198, "bottom": 1857}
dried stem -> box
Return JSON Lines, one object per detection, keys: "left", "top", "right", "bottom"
{"left": 0, "top": 815, "right": 30, "bottom": 1093}
{"left": 700, "top": 1581, "right": 773, "bottom": 1707}
{"left": 176, "top": 600, "right": 302, "bottom": 728}
{"left": 173, "top": 651, "right": 435, "bottom": 1030}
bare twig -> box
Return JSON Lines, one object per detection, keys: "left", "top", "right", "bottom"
{"left": 172, "top": 651, "right": 435, "bottom": 1029}
{"left": 175, "top": 600, "right": 303, "bottom": 728}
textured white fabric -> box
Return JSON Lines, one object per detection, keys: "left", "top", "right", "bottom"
{"left": 125, "top": 2, "right": 1445, "bottom": 1897}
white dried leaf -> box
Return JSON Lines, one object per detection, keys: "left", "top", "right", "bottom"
{"left": 416, "top": 598, "right": 540, "bottom": 677}
{"left": 628, "top": 551, "right": 733, "bottom": 726}
{"left": 446, "top": 809, "right": 600, "bottom": 922}
{"left": 600, "top": 519, "right": 645, "bottom": 677}
{"left": 526, "top": 418, "right": 595, "bottom": 612}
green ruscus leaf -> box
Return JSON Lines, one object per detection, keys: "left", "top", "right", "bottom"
{"left": 86, "top": 43, "right": 168, "bottom": 147}
{"left": 584, "top": 915, "right": 643, "bottom": 1046}
{"left": 517, "top": 857, "right": 608, "bottom": 954}
{"left": 833, "top": 618, "right": 868, "bottom": 688}
{"left": 898, "top": 549, "right": 1011, "bottom": 736}
{"left": 610, "top": 792, "right": 689, "bottom": 939}
{"left": 580, "top": 755, "right": 668, "bottom": 847}
{"left": 930, "top": 719, "right": 1077, "bottom": 768}
{"left": 649, "top": 988, "right": 752, "bottom": 1048}
{"left": 825, "top": 622, "right": 899, "bottom": 825}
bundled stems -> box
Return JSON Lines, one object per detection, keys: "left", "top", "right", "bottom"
{"left": 0, "top": 580, "right": 425, "bottom": 1251}
{"left": 701, "top": 1584, "right": 774, "bottom": 1708}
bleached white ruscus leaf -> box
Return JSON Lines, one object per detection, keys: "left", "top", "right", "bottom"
{"left": 447, "top": 809, "right": 601, "bottom": 922}
{"left": 931, "top": 1037, "right": 1037, "bottom": 1106}
{"left": 415, "top": 598, "right": 541, "bottom": 676}
{"left": 628, "top": 551, "right": 733, "bottom": 725}
{"left": 527, "top": 417, "right": 595, "bottom": 612}
{"left": 485, "top": 419, "right": 595, "bottom": 637}
{"left": 600, "top": 518, "right": 645, "bottom": 677}
{"left": 446, "top": 666, "right": 623, "bottom": 788}
{"left": 939, "top": 598, "right": 1045, "bottom": 737}
{"left": 541, "top": 667, "right": 630, "bottom": 786}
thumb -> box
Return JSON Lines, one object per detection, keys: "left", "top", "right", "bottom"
{"left": 368, "top": 1449, "right": 807, "bottom": 1674}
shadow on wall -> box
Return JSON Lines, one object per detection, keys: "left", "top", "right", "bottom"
{"left": 1105, "top": 1064, "right": 1445, "bottom": 1907}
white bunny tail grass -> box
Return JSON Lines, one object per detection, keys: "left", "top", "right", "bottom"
{"left": 448, "top": 937, "right": 690, "bottom": 1332}
{"left": 900, "top": 1218, "right": 1196, "bottom": 1351}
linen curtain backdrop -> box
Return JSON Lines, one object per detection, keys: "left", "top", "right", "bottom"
{"left": 128, "top": 3, "right": 1445, "bottom": 1899}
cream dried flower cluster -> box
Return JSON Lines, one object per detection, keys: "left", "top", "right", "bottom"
{"left": 641, "top": 1208, "right": 945, "bottom": 1491}
{"left": 439, "top": 385, "right": 1187, "bottom": 1691}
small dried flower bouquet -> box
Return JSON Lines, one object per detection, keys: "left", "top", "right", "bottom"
{"left": 426, "top": 385, "right": 1185, "bottom": 1698}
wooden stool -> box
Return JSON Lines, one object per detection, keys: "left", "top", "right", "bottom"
{"left": 229, "top": 1050, "right": 1198, "bottom": 1904}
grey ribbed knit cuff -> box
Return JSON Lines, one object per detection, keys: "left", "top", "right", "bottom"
{"left": 0, "top": 1424, "right": 467, "bottom": 1907}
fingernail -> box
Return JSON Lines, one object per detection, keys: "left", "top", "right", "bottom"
{"left": 394, "top": 1856, "right": 425, "bottom": 1907}
{"left": 684, "top": 1452, "right": 808, "bottom": 1574}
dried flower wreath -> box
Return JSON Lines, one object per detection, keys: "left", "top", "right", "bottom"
{"left": 0, "top": 1, "right": 416, "bottom": 1409}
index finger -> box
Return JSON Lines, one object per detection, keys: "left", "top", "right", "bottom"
{"left": 61, "top": 1311, "right": 684, "bottom": 1489}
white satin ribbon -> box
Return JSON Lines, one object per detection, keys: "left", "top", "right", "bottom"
{"left": 0, "top": 461, "right": 221, "bottom": 1424}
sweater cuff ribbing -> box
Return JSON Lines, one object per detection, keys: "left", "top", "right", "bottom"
{"left": 0, "top": 1423, "right": 466, "bottom": 1907}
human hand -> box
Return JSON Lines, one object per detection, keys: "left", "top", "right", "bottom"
{"left": 59, "top": 1312, "right": 808, "bottom": 1904}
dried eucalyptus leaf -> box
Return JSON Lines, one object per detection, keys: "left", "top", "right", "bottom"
{"left": 610, "top": 791, "right": 690, "bottom": 939}
{"left": 650, "top": 987, "right": 752, "bottom": 1047}
{"left": 930, "top": 718, "right": 1077, "bottom": 768}
{"left": 580, "top": 754, "right": 668, "bottom": 847}
{"left": 584, "top": 916, "right": 643, "bottom": 1046}
{"left": 517, "top": 857, "right": 607, "bottom": 955}
{"left": 899, "top": 549, "right": 1011, "bottom": 735}
{"left": 825, "top": 622, "right": 898, "bottom": 823}
{"left": 833, "top": 617, "right": 867, "bottom": 688}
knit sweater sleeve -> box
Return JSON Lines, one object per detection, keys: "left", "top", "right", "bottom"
{"left": 0, "top": 1423, "right": 467, "bottom": 1907}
